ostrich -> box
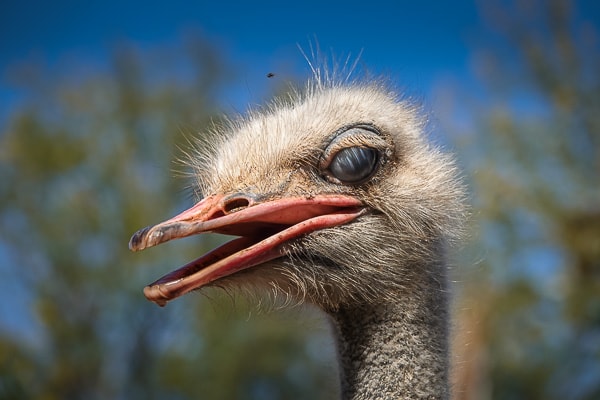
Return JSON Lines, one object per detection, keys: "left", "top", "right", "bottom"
{"left": 129, "top": 77, "right": 465, "bottom": 399}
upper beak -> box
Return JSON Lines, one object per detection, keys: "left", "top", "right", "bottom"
{"left": 129, "top": 194, "right": 364, "bottom": 306}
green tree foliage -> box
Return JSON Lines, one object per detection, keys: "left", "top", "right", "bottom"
{"left": 0, "top": 36, "right": 337, "bottom": 399}
{"left": 449, "top": 1, "right": 600, "bottom": 399}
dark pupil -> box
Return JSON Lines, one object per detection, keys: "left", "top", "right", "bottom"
{"left": 329, "top": 147, "right": 378, "bottom": 184}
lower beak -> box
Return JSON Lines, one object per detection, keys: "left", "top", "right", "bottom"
{"left": 129, "top": 194, "right": 364, "bottom": 306}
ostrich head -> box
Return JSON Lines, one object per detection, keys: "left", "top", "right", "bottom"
{"left": 129, "top": 81, "right": 464, "bottom": 313}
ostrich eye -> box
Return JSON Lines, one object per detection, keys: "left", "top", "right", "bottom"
{"left": 329, "top": 146, "right": 379, "bottom": 184}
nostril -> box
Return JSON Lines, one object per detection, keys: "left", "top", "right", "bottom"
{"left": 222, "top": 196, "right": 251, "bottom": 214}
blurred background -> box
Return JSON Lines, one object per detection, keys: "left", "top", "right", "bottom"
{"left": 1, "top": 0, "right": 599, "bottom": 399}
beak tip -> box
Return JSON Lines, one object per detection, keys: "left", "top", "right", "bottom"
{"left": 144, "top": 285, "right": 169, "bottom": 307}
{"left": 129, "top": 226, "right": 151, "bottom": 252}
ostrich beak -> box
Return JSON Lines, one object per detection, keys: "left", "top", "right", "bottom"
{"left": 129, "top": 194, "right": 364, "bottom": 306}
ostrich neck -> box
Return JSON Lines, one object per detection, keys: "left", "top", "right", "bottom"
{"left": 330, "top": 277, "right": 449, "bottom": 399}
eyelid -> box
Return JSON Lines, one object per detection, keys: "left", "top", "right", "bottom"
{"left": 329, "top": 147, "right": 380, "bottom": 184}
{"left": 320, "top": 126, "right": 388, "bottom": 170}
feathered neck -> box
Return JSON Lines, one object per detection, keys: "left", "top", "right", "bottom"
{"left": 330, "top": 274, "right": 450, "bottom": 399}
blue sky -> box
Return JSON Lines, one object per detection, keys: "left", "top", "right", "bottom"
{"left": 1, "top": 1, "right": 483, "bottom": 119}
{"left": 3, "top": 1, "right": 600, "bottom": 112}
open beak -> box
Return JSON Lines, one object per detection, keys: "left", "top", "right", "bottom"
{"left": 129, "top": 194, "right": 364, "bottom": 306}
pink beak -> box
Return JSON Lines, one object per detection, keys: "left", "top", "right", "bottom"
{"left": 129, "top": 194, "right": 364, "bottom": 306}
